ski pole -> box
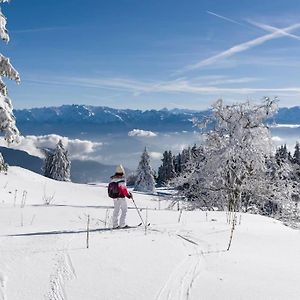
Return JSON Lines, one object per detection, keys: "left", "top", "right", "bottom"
{"left": 131, "top": 195, "right": 146, "bottom": 227}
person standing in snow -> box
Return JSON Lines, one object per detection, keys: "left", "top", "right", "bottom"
{"left": 109, "top": 165, "right": 132, "bottom": 228}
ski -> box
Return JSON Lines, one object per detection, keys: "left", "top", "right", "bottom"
{"left": 111, "top": 223, "right": 150, "bottom": 230}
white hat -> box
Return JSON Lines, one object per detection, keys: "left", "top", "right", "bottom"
{"left": 115, "top": 164, "right": 125, "bottom": 174}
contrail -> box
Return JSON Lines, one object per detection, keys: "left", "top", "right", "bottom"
{"left": 180, "top": 22, "right": 300, "bottom": 73}
{"left": 207, "top": 11, "right": 244, "bottom": 26}
{"left": 248, "top": 20, "right": 300, "bottom": 41}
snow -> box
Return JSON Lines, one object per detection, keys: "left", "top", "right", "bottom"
{"left": 0, "top": 167, "right": 300, "bottom": 299}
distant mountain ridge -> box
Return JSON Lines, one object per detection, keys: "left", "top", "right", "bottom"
{"left": 13, "top": 105, "right": 300, "bottom": 136}
{"left": 14, "top": 105, "right": 209, "bottom": 136}
{"left": 274, "top": 106, "right": 300, "bottom": 124}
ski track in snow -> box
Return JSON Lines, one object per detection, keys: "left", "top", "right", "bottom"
{"left": 0, "top": 272, "right": 7, "bottom": 300}
{"left": 155, "top": 229, "right": 205, "bottom": 300}
{"left": 156, "top": 244, "right": 202, "bottom": 300}
{"left": 44, "top": 251, "right": 76, "bottom": 300}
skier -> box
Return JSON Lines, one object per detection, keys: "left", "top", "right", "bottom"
{"left": 109, "top": 165, "right": 132, "bottom": 229}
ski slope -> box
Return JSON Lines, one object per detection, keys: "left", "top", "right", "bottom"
{"left": 0, "top": 167, "right": 300, "bottom": 300}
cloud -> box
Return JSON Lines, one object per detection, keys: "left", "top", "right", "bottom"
{"left": 0, "top": 134, "right": 103, "bottom": 160}
{"left": 128, "top": 129, "right": 157, "bottom": 138}
{"left": 205, "top": 77, "right": 259, "bottom": 85}
{"left": 149, "top": 152, "right": 162, "bottom": 160}
{"left": 271, "top": 136, "right": 283, "bottom": 142}
{"left": 271, "top": 124, "right": 300, "bottom": 128}
{"left": 179, "top": 22, "right": 300, "bottom": 73}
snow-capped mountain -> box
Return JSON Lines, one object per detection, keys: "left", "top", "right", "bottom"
{"left": 14, "top": 105, "right": 209, "bottom": 136}
{"left": 275, "top": 106, "right": 300, "bottom": 124}
{"left": 14, "top": 105, "right": 300, "bottom": 136}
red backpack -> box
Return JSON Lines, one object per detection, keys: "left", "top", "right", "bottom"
{"left": 108, "top": 182, "right": 120, "bottom": 198}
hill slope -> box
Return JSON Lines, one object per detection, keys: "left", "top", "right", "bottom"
{"left": 0, "top": 146, "right": 117, "bottom": 183}
{"left": 0, "top": 167, "right": 299, "bottom": 299}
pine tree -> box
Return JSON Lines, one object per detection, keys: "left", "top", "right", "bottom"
{"left": 157, "top": 150, "right": 176, "bottom": 186}
{"left": 293, "top": 142, "right": 300, "bottom": 165}
{"left": 0, "top": 1, "right": 20, "bottom": 143}
{"left": 275, "top": 144, "right": 288, "bottom": 165}
{"left": 157, "top": 151, "right": 168, "bottom": 186}
{"left": 174, "top": 152, "right": 182, "bottom": 174}
{"left": 0, "top": 152, "right": 7, "bottom": 172}
{"left": 167, "top": 150, "right": 176, "bottom": 179}
{"left": 43, "top": 149, "right": 54, "bottom": 178}
{"left": 288, "top": 151, "right": 293, "bottom": 163}
{"left": 180, "top": 146, "right": 192, "bottom": 170}
{"left": 43, "top": 140, "right": 71, "bottom": 181}
{"left": 134, "top": 147, "right": 155, "bottom": 193}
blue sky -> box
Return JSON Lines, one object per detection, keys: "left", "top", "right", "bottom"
{"left": 3, "top": 0, "right": 300, "bottom": 110}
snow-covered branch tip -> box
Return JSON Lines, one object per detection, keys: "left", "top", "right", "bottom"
{"left": 0, "top": 55, "right": 20, "bottom": 83}
{"left": 0, "top": 0, "right": 20, "bottom": 144}
{"left": 0, "top": 94, "right": 19, "bottom": 143}
{"left": 0, "top": 10, "right": 9, "bottom": 42}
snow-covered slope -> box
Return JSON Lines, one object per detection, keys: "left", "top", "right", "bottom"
{"left": 0, "top": 167, "right": 300, "bottom": 299}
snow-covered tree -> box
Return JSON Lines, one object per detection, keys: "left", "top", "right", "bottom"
{"left": 293, "top": 142, "right": 300, "bottom": 165}
{"left": 171, "top": 99, "right": 300, "bottom": 248}
{"left": 174, "top": 99, "right": 281, "bottom": 211}
{"left": 275, "top": 144, "right": 288, "bottom": 165}
{"left": 0, "top": 1, "right": 20, "bottom": 143}
{"left": 181, "top": 146, "right": 192, "bottom": 170}
{"left": 157, "top": 150, "right": 176, "bottom": 186}
{"left": 134, "top": 147, "right": 155, "bottom": 193}
{"left": 174, "top": 152, "right": 182, "bottom": 174}
{"left": 0, "top": 151, "right": 7, "bottom": 172}
{"left": 43, "top": 149, "right": 53, "bottom": 178}
{"left": 43, "top": 140, "right": 71, "bottom": 181}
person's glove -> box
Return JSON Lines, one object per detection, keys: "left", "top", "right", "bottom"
{"left": 129, "top": 192, "right": 133, "bottom": 199}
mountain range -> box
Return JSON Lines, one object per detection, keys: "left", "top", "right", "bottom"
{"left": 14, "top": 105, "right": 209, "bottom": 136}
{"left": 14, "top": 105, "right": 300, "bottom": 137}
